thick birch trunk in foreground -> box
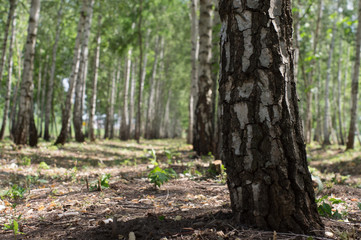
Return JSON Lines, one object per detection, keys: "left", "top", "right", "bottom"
{"left": 14, "top": 0, "right": 40, "bottom": 146}
{"left": 347, "top": 0, "right": 361, "bottom": 150}
{"left": 73, "top": 0, "right": 94, "bottom": 143}
{"left": 0, "top": 0, "right": 17, "bottom": 86}
{"left": 193, "top": 0, "right": 213, "bottom": 155}
{"left": 55, "top": 0, "right": 87, "bottom": 145}
{"left": 188, "top": 0, "right": 199, "bottom": 144}
{"left": 219, "top": 0, "right": 323, "bottom": 234}
{"left": 0, "top": 11, "right": 16, "bottom": 140}
{"left": 44, "top": 0, "right": 64, "bottom": 141}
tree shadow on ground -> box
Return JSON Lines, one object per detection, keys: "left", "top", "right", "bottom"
{"left": 71, "top": 209, "right": 234, "bottom": 240}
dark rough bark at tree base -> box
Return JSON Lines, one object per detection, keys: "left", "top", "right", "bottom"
{"left": 218, "top": 0, "right": 323, "bottom": 235}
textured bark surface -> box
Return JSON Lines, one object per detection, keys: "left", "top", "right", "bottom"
{"left": 88, "top": 14, "right": 102, "bottom": 142}
{"left": 55, "top": 0, "right": 87, "bottom": 145}
{"left": 193, "top": 0, "right": 214, "bottom": 155}
{"left": 73, "top": 0, "right": 94, "bottom": 143}
{"left": 188, "top": 0, "right": 199, "bottom": 144}
{"left": 347, "top": 0, "right": 361, "bottom": 150}
{"left": 44, "top": 0, "right": 64, "bottom": 141}
{"left": 219, "top": 0, "right": 323, "bottom": 234}
{"left": 14, "top": 0, "right": 40, "bottom": 146}
{"left": 0, "top": 9, "right": 16, "bottom": 140}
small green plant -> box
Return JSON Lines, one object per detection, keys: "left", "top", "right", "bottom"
{"left": 357, "top": 202, "right": 361, "bottom": 210}
{"left": 164, "top": 150, "right": 174, "bottom": 164}
{"left": 3, "top": 185, "right": 26, "bottom": 201}
{"left": 316, "top": 195, "right": 347, "bottom": 219}
{"left": 148, "top": 149, "right": 158, "bottom": 165}
{"left": 90, "top": 174, "right": 111, "bottom": 191}
{"left": 38, "top": 161, "right": 50, "bottom": 170}
{"left": 3, "top": 204, "right": 23, "bottom": 237}
{"left": 148, "top": 167, "right": 177, "bottom": 188}
{"left": 18, "top": 156, "right": 31, "bottom": 166}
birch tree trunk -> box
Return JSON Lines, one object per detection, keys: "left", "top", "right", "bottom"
{"left": 219, "top": 0, "right": 323, "bottom": 233}
{"left": 145, "top": 36, "right": 160, "bottom": 139}
{"left": 120, "top": 51, "right": 131, "bottom": 140}
{"left": 55, "top": 0, "right": 87, "bottom": 145}
{"left": 88, "top": 14, "right": 102, "bottom": 142}
{"left": 188, "top": 0, "right": 199, "bottom": 144}
{"left": 10, "top": 40, "right": 22, "bottom": 138}
{"left": 73, "top": 0, "right": 94, "bottom": 143}
{"left": 305, "top": 0, "right": 323, "bottom": 143}
{"left": 0, "top": 0, "right": 17, "bottom": 86}
{"left": 0, "top": 10, "right": 16, "bottom": 140}
{"left": 135, "top": 0, "right": 143, "bottom": 143}
{"left": 44, "top": 0, "right": 64, "bottom": 141}
{"left": 323, "top": 4, "right": 338, "bottom": 146}
{"left": 193, "top": 0, "right": 213, "bottom": 155}
{"left": 14, "top": 0, "right": 40, "bottom": 146}
{"left": 39, "top": 59, "right": 48, "bottom": 137}
{"left": 129, "top": 59, "right": 136, "bottom": 138}
{"left": 153, "top": 38, "right": 165, "bottom": 139}
{"left": 337, "top": 37, "right": 344, "bottom": 145}
{"left": 108, "top": 70, "right": 116, "bottom": 139}
{"left": 346, "top": 0, "right": 361, "bottom": 150}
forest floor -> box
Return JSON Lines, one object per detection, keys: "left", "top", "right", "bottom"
{"left": 0, "top": 139, "right": 360, "bottom": 240}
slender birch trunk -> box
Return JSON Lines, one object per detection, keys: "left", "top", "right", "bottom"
{"left": 0, "top": 0, "right": 17, "bottom": 86}
{"left": 55, "top": 0, "right": 87, "bottom": 145}
{"left": 0, "top": 11, "right": 16, "bottom": 140}
{"left": 152, "top": 38, "right": 165, "bottom": 139}
{"left": 193, "top": 0, "right": 213, "bottom": 155}
{"left": 135, "top": 0, "right": 144, "bottom": 143}
{"left": 188, "top": 0, "right": 199, "bottom": 144}
{"left": 73, "top": 0, "right": 94, "bottom": 143}
{"left": 305, "top": 0, "right": 323, "bottom": 143}
{"left": 120, "top": 51, "right": 132, "bottom": 140}
{"left": 108, "top": 69, "right": 116, "bottom": 139}
{"left": 39, "top": 59, "right": 48, "bottom": 137}
{"left": 14, "top": 0, "right": 40, "bottom": 146}
{"left": 337, "top": 37, "right": 344, "bottom": 145}
{"left": 36, "top": 62, "right": 42, "bottom": 132}
{"left": 88, "top": 14, "right": 102, "bottom": 142}
{"left": 346, "top": 0, "right": 361, "bottom": 150}
{"left": 44, "top": 0, "right": 64, "bottom": 141}
{"left": 129, "top": 59, "right": 136, "bottom": 138}
{"left": 323, "top": 4, "right": 338, "bottom": 146}
{"left": 10, "top": 40, "right": 22, "bottom": 138}
{"left": 135, "top": 0, "right": 143, "bottom": 143}
{"left": 145, "top": 36, "right": 161, "bottom": 139}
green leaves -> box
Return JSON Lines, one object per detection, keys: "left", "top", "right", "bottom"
{"left": 316, "top": 195, "right": 346, "bottom": 219}
{"left": 148, "top": 166, "right": 177, "bottom": 188}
